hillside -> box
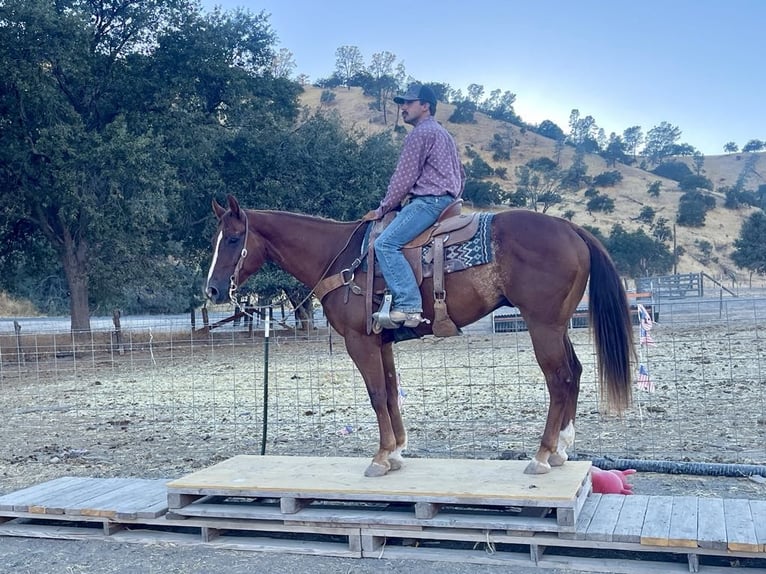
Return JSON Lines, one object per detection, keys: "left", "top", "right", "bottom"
{"left": 299, "top": 86, "right": 766, "bottom": 282}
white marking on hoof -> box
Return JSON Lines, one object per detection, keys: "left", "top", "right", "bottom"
{"left": 551, "top": 421, "right": 575, "bottom": 467}
{"left": 524, "top": 458, "right": 551, "bottom": 475}
{"left": 364, "top": 462, "right": 389, "bottom": 477}
{"left": 388, "top": 448, "right": 405, "bottom": 471}
{"left": 549, "top": 451, "right": 568, "bottom": 467}
{"left": 559, "top": 421, "right": 575, "bottom": 449}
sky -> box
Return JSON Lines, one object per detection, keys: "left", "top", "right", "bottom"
{"left": 202, "top": 0, "right": 764, "bottom": 155}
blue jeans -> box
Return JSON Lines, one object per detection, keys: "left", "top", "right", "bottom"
{"left": 374, "top": 195, "right": 454, "bottom": 313}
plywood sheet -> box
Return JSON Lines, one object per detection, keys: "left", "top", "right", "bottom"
{"left": 167, "top": 456, "right": 591, "bottom": 508}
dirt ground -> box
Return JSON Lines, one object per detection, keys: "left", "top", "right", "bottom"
{"left": 0, "top": 322, "right": 765, "bottom": 573}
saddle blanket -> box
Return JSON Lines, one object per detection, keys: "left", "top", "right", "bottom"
{"left": 424, "top": 212, "right": 495, "bottom": 268}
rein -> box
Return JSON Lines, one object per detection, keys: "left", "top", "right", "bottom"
{"left": 227, "top": 212, "right": 367, "bottom": 316}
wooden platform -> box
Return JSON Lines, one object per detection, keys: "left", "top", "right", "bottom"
{"left": 166, "top": 455, "right": 592, "bottom": 531}
{"left": 0, "top": 456, "right": 764, "bottom": 572}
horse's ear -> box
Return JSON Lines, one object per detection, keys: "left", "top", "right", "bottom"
{"left": 227, "top": 194, "right": 241, "bottom": 217}
{"left": 212, "top": 198, "right": 226, "bottom": 219}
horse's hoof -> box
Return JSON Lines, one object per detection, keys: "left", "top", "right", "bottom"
{"left": 524, "top": 459, "right": 552, "bottom": 474}
{"left": 388, "top": 456, "right": 403, "bottom": 471}
{"left": 364, "top": 462, "right": 389, "bottom": 477}
{"left": 549, "top": 452, "right": 568, "bottom": 467}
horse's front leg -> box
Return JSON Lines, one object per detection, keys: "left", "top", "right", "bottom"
{"left": 345, "top": 334, "right": 396, "bottom": 477}
{"left": 381, "top": 341, "right": 407, "bottom": 471}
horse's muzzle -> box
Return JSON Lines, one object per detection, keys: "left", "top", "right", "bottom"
{"left": 205, "top": 284, "right": 226, "bottom": 305}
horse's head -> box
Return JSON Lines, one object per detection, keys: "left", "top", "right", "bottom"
{"left": 205, "top": 194, "right": 263, "bottom": 305}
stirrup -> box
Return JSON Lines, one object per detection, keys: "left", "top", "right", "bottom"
{"left": 372, "top": 293, "right": 430, "bottom": 330}
{"left": 372, "top": 292, "right": 400, "bottom": 330}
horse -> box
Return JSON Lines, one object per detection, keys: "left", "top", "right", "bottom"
{"left": 205, "top": 194, "right": 634, "bottom": 478}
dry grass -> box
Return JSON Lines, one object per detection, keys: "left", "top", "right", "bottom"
{"left": 0, "top": 292, "right": 39, "bottom": 317}
{"left": 301, "top": 86, "right": 766, "bottom": 279}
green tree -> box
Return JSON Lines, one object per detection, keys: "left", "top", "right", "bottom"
{"left": 536, "top": 120, "right": 565, "bottom": 141}
{"left": 679, "top": 174, "right": 713, "bottom": 191}
{"left": 602, "top": 133, "right": 629, "bottom": 167}
{"left": 651, "top": 217, "right": 672, "bottom": 242}
{"left": 448, "top": 99, "right": 477, "bottom": 123}
{"left": 514, "top": 157, "right": 563, "bottom": 212}
{"left": 723, "top": 141, "right": 739, "bottom": 153}
{"left": 480, "top": 90, "right": 518, "bottom": 123}
{"left": 466, "top": 83, "right": 485, "bottom": 104}
{"left": 271, "top": 47, "right": 296, "bottom": 78}
{"left": 561, "top": 148, "right": 589, "bottom": 189}
{"left": 742, "top": 139, "right": 765, "bottom": 152}
{"left": 586, "top": 193, "right": 615, "bottom": 214}
{"left": 733, "top": 211, "right": 766, "bottom": 274}
{"left": 605, "top": 225, "right": 674, "bottom": 277}
{"left": 334, "top": 45, "right": 364, "bottom": 89}
{"left": 0, "top": 0, "right": 296, "bottom": 331}
{"left": 367, "top": 51, "right": 400, "bottom": 124}
{"left": 622, "top": 126, "right": 644, "bottom": 160}
{"left": 643, "top": 121, "right": 682, "bottom": 165}
{"left": 567, "top": 109, "right": 599, "bottom": 151}
{"left": 638, "top": 206, "right": 656, "bottom": 224}
{"left": 676, "top": 191, "right": 715, "bottom": 227}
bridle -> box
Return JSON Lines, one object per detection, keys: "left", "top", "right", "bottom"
{"left": 227, "top": 210, "right": 250, "bottom": 308}
{"left": 223, "top": 210, "right": 367, "bottom": 315}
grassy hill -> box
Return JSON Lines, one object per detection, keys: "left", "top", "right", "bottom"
{"left": 300, "top": 86, "right": 766, "bottom": 281}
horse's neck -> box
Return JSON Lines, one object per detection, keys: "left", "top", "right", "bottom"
{"left": 252, "top": 210, "right": 359, "bottom": 287}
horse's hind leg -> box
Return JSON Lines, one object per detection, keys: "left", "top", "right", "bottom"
{"left": 381, "top": 342, "right": 407, "bottom": 470}
{"left": 548, "top": 336, "right": 581, "bottom": 467}
{"left": 525, "top": 326, "right": 582, "bottom": 475}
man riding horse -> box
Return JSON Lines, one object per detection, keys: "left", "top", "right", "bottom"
{"left": 363, "top": 84, "right": 465, "bottom": 329}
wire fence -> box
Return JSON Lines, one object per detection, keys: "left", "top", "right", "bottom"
{"left": 0, "top": 292, "right": 765, "bottom": 486}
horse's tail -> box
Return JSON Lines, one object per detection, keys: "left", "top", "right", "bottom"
{"left": 574, "top": 227, "right": 635, "bottom": 413}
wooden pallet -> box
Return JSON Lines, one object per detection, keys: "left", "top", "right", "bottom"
{"left": 1, "top": 458, "right": 765, "bottom": 572}
{"left": 165, "top": 455, "right": 592, "bottom": 534}
{"left": 362, "top": 494, "right": 766, "bottom": 572}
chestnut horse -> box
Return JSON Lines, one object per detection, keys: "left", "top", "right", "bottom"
{"left": 205, "top": 195, "right": 634, "bottom": 477}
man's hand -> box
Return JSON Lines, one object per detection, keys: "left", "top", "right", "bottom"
{"left": 362, "top": 210, "right": 380, "bottom": 221}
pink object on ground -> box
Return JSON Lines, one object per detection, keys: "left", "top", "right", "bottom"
{"left": 590, "top": 466, "right": 636, "bottom": 494}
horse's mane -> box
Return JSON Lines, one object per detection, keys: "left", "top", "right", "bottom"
{"left": 252, "top": 209, "right": 361, "bottom": 228}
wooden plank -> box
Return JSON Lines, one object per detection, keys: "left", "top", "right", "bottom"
{"left": 173, "top": 500, "right": 561, "bottom": 533}
{"left": 166, "top": 456, "right": 590, "bottom": 509}
{"left": 22, "top": 478, "right": 135, "bottom": 514}
{"left": 64, "top": 480, "right": 153, "bottom": 517}
{"left": 115, "top": 497, "right": 168, "bottom": 520}
{"left": 0, "top": 477, "right": 80, "bottom": 511}
{"left": 723, "top": 498, "right": 759, "bottom": 553}
{"left": 584, "top": 494, "right": 624, "bottom": 542}
{"left": 26, "top": 478, "right": 110, "bottom": 514}
{"left": 750, "top": 499, "right": 766, "bottom": 552}
{"left": 640, "top": 495, "right": 673, "bottom": 547}
{"left": 0, "top": 520, "right": 105, "bottom": 540}
{"left": 667, "top": 496, "right": 698, "bottom": 548}
{"left": 105, "top": 480, "right": 168, "bottom": 519}
{"left": 612, "top": 495, "right": 649, "bottom": 544}
{"left": 563, "top": 493, "right": 600, "bottom": 540}
{"left": 697, "top": 497, "right": 727, "bottom": 551}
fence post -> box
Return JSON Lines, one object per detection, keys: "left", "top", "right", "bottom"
{"left": 13, "top": 320, "right": 24, "bottom": 365}
{"left": 112, "top": 309, "right": 124, "bottom": 356}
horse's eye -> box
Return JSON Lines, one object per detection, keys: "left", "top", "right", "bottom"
{"left": 227, "top": 236, "right": 240, "bottom": 246}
